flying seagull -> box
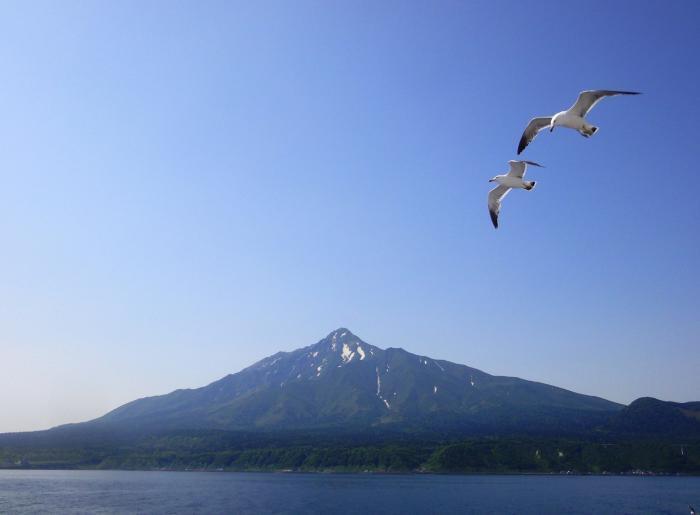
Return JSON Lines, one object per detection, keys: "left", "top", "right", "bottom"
{"left": 517, "top": 90, "right": 640, "bottom": 154}
{"left": 488, "top": 160, "right": 543, "bottom": 229}
{"left": 690, "top": 505, "right": 696, "bottom": 515}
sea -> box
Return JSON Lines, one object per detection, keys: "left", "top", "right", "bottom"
{"left": 0, "top": 470, "right": 698, "bottom": 514}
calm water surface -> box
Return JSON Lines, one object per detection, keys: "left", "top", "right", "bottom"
{"left": 0, "top": 470, "right": 698, "bottom": 514}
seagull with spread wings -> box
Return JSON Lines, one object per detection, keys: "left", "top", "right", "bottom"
{"left": 488, "top": 160, "right": 544, "bottom": 229}
{"left": 517, "top": 90, "right": 640, "bottom": 154}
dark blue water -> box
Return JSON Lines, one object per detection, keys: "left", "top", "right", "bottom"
{"left": 0, "top": 470, "right": 698, "bottom": 514}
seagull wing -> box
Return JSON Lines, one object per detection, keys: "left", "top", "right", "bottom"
{"left": 507, "top": 161, "right": 526, "bottom": 178}
{"left": 517, "top": 117, "right": 552, "bottom": 154}
{"left": 488, "top": 185, "right": 511, "bottom": 229}
{"left": 507, "top": 160, "right": 543, "bottom": 178}
{"left": 567, "top": 90, "right": 641, "bottom": 118}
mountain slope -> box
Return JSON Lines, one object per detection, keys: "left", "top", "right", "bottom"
{"left": 88, "top": 328, "right": 621, "bottom": 435}
{"left": 604, "top": 397, "right": 700, "bottom": 437}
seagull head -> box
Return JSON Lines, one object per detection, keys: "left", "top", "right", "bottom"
{"left": 549, "top": 113, "right": 561, "bottom": 132}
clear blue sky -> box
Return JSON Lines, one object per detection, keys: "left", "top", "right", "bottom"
{"left": 1, "top": 1, "right": 698, "bottom": 432}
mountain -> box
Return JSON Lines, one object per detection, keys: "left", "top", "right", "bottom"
{"left": 85, "top": 328, "right": 621, "bottom": 436}
{"left": 3, "top": 329, "right": 700, "bottom": 473}
{"left": 604, "top": 397, "right": 700, "bottom": 437}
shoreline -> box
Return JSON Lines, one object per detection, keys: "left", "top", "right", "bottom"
{"left": 1, "top": 466, "right": 697, "bottom": 477}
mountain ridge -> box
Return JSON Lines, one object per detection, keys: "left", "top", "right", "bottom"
{"left": 82, "top": 328, "right": 621, "bottom": 436}
{"left": 1, "top": 328, "right": 699, "bottom": 473}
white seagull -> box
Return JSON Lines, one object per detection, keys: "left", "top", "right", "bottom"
{"left": 517, "top": 90, "right": 640, "bottom": 154}
{"left": 488, "top": 160, "right": 544, "bottom": 229}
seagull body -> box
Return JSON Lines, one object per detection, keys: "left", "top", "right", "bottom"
{"left": 488, "top": 160, "right": 543, "bottom": 229}
{"left": 517, "top": 90, "right": 640, "bottom": 154}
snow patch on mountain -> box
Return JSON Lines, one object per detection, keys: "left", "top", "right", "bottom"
{"left": 376, "top": 367, "right": 390, "bottom": 410}
{"left": 341, "top": 343, "right": 355, "bottom": 363}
